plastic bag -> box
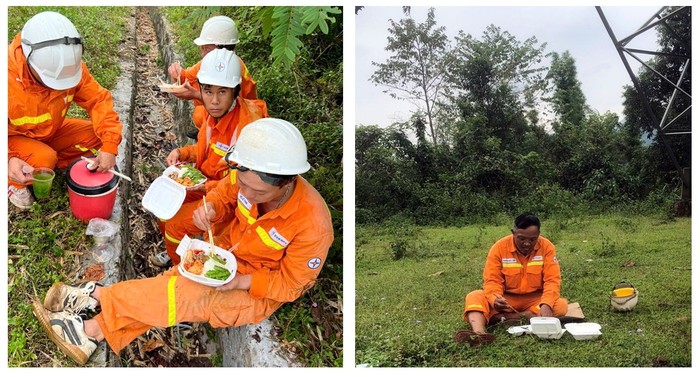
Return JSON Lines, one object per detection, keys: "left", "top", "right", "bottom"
{"left": 92, "top": 243, "right": 117, "bottom": 263}
{"left": 85, "top": 218, "right": 119, "bottom": 244}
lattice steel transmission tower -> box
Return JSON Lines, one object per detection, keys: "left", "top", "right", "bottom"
{"left": 596, "top": 6, "right": 691, "bottom": 214}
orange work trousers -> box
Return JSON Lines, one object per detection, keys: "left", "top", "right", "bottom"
{"left": 463, "top": 289, "right": 568, "bottom": 321}
{"left": 93, "top": 267, "right": 283, "bottom": 354}
{"left": 8, "top": 118, "right": 102, "bottom": 188}
{"left": 158, "top": 190, "right": 234, "bottom": 264}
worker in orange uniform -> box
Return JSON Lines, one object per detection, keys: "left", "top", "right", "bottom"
{"left": 165, "top": 15, "right": 257, "bottom": 137}
{"left": 7, "top": 11, "right": 123, "bottom": 210}
{"left": 150, "top": 47, "right": 268, "bottom": 268}
{"left": 455, "top": 213, "right": 568, "bottom": 346}
{"left": 32, "top": 118, "right": 334, "bottom": 366}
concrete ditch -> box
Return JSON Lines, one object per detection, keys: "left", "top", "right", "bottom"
{"left": 87, "top": 6, "right": 298, "bottom": 367}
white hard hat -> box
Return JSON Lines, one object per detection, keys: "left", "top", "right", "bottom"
{"left": 21, "top": 11, "right": 83, "bottom": 90}
{"left": 194, "top": 15, "right": 240, "bottom": 46}
{"left": 226, "top": 118, "right": 311, "bottom": 175}
{"left": 610, "top": 281, "right": 638, "bottom": 312}
{"left": 197, "top": 48, "right": 241, "bottom": 88}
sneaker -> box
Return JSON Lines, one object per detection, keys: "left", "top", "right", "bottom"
{"left": 32, "top": 299, "right": 98, "bottom": 366}
{"left": 44, "top": 281, "right": 100, "bottom": 313}
{"left": 8, "top": 186, "right": 34, "bottom": 210}
{"left": 149, "top": 251, "right": 172, "bottom": 267}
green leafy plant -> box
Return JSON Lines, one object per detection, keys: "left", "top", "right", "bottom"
{"left": 267, "top": 6, "right": 341, "bottom": 67}
{"left": 177, "top": 6, "right": 341, "bottom": 68}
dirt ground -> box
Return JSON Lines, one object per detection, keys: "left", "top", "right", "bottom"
{"left": 117, "top": 8, "right": 212, "bottom": 367}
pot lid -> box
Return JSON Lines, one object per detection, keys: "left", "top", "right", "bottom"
{"left": 68, "top": 158, "right": 116, "bottom": 187}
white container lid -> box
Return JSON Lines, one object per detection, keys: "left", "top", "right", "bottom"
{"left": 142, "top": 176, "right": 186, "bottom": 220}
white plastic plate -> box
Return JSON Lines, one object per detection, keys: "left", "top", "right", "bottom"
{"left": 142, "top": 176, "right": 186, "bottom": 220}
{"left": 176, "top": 236, "right": 237, "bottom": 287}
{"left": 158, "top": 80, "right": 187, "bottom": 93}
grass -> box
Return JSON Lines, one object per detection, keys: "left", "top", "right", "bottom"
{"left": 355, "top": 213, "right": 692, "bottom": 367}
{"left": 7, "top": 6, "right": 131, "bottom": 367}
{"left": 7, "top": 173, "right": 94, "bottom": 366}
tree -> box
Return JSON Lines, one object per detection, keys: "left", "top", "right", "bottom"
{"left": 355, "top": 125, "right": 421, "bottom": 222}
{"left": 447, "top": 25, "right": 547, "bottom": 152}
{"left": 370, "top": 7, "right": 451, "bottom": 144}
{"left": 546, "top": 51, "right": 588, "bottom": 130}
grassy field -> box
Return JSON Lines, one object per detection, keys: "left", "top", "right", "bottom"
{"left": 355, "top": 214, "right": 692, "bottom": 367}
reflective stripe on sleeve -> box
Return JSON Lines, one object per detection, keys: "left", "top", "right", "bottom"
{"left": 10, "top": 113, "right": 52, "bottom": 126}
{"left": 165, "top": 232, "right": 181, "bottom": 244}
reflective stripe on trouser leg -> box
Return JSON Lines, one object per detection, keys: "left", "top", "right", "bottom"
{"left": 168, "top": 276, "right": 177, "bottom": 326}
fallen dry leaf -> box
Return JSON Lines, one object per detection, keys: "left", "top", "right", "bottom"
{"left": 142, "top": 338, "right": 166, "bottom": 352}
{"left": 82, "top": 263, "right": 105, "bottom": 281}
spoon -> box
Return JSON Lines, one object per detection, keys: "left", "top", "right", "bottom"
{"left": 80, "top": 156, "right": 132, "bottom": 182}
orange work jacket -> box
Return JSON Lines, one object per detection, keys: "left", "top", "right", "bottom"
{"left": 205, "top": 170, "right": 334, "bottom": 303}
{"left": 178, "top": 97, "right": 268, "bottom": 192}
{"left": 7, "top": 33, "right": 123, "bottom": 158}
{"left": 482, "top": 234, "right": 562, "bottom": 309}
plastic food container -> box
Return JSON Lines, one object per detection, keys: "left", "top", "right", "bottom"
{"left": 66, "top": 158, "right": 119, "bottom": 222}
{"left": 163, "top": 165, "right": 207, "bottom": 189}
{"left": 158, "top": 80, "right": 187, "bottom": 93}
{"left": 141, "top": 176, "right": 186, "bottom": 220}
{"left": 530, "top": 317, "right": 566, "bottom": 339}
{"left": 176, "top": 235, "right": 237, "bottom": 287}
{"left": 564, "top": 323, "right": 602, "bottom": 340}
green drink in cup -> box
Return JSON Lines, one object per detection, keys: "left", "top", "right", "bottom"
{"left": 32, "top": 167, "right": 55, "bottom": 199}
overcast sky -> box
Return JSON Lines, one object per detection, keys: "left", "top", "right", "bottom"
{"left": 355, "top": 5, "right": 665, "bottom": 128}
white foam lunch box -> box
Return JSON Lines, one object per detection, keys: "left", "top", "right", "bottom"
{"left": 564, "top": 322, "right": 602, "bottom": 340}
{"left": 530, "top": 317, "right": 566, "bottom": 339}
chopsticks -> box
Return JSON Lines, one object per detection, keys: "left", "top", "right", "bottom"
{"left": 496, "top": 295, "right": 520, "bottom": 315}
{"left": 203, "top": 197, "right": 215, "bottom": 255}
{"left": 80, "top": 156, "right": 132, "bottom": 182}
